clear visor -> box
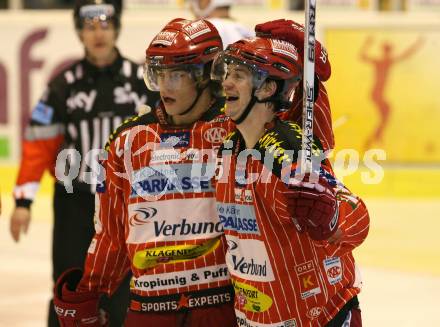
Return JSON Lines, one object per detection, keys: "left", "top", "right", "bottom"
{"left": 211, "top": 53, "right": 269, "bottom": 90}
{"left": 143, "top": 62, "right": 204, "bottom": 92}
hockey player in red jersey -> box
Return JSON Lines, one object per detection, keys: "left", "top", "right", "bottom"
{"left": 53, "top": 18, "right": 237, "bottom": 327}
{"left": 256, "top": 19, "right": 335, "bottom": 151}
{"left": 211, "top": 36, "right": 370, "bottom": 326}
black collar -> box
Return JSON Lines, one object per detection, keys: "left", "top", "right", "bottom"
{"left": 81, "top": 48, "right": 124, "bottom": 79}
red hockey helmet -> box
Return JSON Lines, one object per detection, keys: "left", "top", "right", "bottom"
{"left": 144, "top": 18, "right": 223, "bottom": 92}
{"left": 212, "top": 37, "right": 302, "bottom": 107}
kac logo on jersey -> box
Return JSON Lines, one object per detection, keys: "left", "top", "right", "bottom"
{"left": 323, "top": 257, "right": 343, "bottom": 285}
{"left": 307, "top": 306, "right": 323, "bottom": 320}
{"left": 160, "top": 132, "right": 190, "bottom": 148}
{"left": 204, "top": 127, "right": 227, "bottom": 144}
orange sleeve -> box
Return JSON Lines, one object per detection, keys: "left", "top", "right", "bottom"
{"left": 15, "top": 81, "right": 66, "bottom": 204}
{"left": 14, "top": 130, "right": 64, "bottom": 204}
{"left": 16, "top": 136, "right": 64, "bottom": 185}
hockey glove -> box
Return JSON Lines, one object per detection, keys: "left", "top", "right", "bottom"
{"left": 255, "top": 19, "right": 331, "bottom": 81}
{"left": 285, "top": 174, "right": 339, "bottom": 241}
{"left": 53, "top": 268, "right": 104, "bottom": 327}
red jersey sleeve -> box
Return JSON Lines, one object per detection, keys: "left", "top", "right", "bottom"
{"left": 77, "top": 137, "right": 130, "bottom": 296}
{"left": 277, "top": 160, "right": 370, "bottom": 256}
{"left": 317, "top": 164, "right": 370, "bottom": 256}
{"left": 325, "top": 195, "right": 370, "bottom": 257}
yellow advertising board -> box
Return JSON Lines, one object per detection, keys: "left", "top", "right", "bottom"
{"left": 325, "top": 28, "right": 440, "bottom": 163}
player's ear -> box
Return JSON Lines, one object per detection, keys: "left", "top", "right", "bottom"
{"left": 197, "top": 77, "right": 210, "bottom": 90}
{"left": 256, "top": 80, "right": 277, "bottom": 100}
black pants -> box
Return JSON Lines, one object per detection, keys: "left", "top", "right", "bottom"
{"left": 48, "top": 183, "right": 130, "bottom": 327}
{"left": 325, "top": 296, "right": 360, "bottom": 327}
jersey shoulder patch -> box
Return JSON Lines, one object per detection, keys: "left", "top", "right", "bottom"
{"left": 105, "top": 112, "right": 158, "bottom": 151}
{"left": 256, "top": 120, "right": 324, "bottom": 179}
{"left": 269, "top": 120, "right": 324, "bottom": 152}
{"left": 256, "top": 121, "right": 299, "bottom": 175}
{"left": 257, "top": 120, "right": 303, "bottom": 158}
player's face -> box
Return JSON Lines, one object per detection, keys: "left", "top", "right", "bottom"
{"left": 80, "top": 20, "right": 117, "bottom": 63}
{"left": 222, "top": 64, "right": 253, "bottom": 120}
{"left": 157, "top": 68, "right": 198, "bottom": 115}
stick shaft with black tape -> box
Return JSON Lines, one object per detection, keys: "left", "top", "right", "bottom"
{"left": 301, "top": 0, "right": 316, "bottom": 174}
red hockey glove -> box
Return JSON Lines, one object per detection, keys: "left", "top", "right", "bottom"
{"left": 285, "top": 175, "right": 338, "bottom": 240}
{"left": 255, "top": 19, "right": 331, "bottom": 81}
{"left": 53, "top": 268, "right": 104, "bottom": 327}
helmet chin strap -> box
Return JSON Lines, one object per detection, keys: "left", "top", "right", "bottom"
{"left": 177, "top": 83, "right": 207, "bottom": 116}
{"left": 233, "top": 89, "right": 272, "bottom": 125}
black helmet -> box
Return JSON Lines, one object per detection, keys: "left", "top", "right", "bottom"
{"left": 73, "top": 0, "right": 122, "bottom": 32}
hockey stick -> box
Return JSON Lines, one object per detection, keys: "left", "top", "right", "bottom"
{"left": 300, "top": 0, "right": 316, "bottom": 176}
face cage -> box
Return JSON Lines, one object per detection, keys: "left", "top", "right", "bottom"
{"left": 143, "top": 62, "right": 205, "bottom": 92}
{"left": 211, "top": 53, "right": 270, "bottom": 91}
